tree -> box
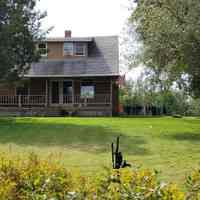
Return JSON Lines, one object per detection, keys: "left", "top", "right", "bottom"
{"left": 120, "top": 76, "right": 192, "bottom": 116}
{"left": 187, "top": 98, "right": 200, "bottom": 116}
{"left": 0, "top": 0, "right": 47, "bottom": 83}
{"left": 129, "top": 0, "right": 200, "bottom": 97}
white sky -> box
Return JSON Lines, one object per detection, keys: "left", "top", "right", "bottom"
{"left": 37, "top": 0, "right": 130, "bottom": 37}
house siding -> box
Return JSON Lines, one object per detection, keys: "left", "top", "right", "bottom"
{"left": 47, "top": 42, "right": 64, "bottom": 59}
{"left": 29, "top": 79, "right": 46, "bottom": 95}
{"left": 0, "top": 85, "right": 15, "bottom": 96}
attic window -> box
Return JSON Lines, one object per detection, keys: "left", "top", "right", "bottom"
{"left": 63, "top": 42, "right": 86, "bottom": 56}
{"left": 63, "top": 42, "right": 73, "bottom": 56}
{"left": 74, "top": 43, "right": 85, "bottom": 56}
{"left": 38, "top": 43, "right": 47, "bottom": 57}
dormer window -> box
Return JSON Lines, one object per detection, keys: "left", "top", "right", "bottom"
{"left": 63, "top": 42, "right": 86, "bottom": 56}
{"left": 74, "top": 43, "right": 85, "bottom": 56}
{"left": 63, "top": 42, "right": 73, "bottom": 56}
{"left": 38, "top": 43, "right": 47, "bottom": 57}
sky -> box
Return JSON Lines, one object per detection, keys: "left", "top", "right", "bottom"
{"left": 37, "top": 0, "right": 140, "bottom": 79}
{"left": 37, "top": 0, "right": 131, "bottom": 37}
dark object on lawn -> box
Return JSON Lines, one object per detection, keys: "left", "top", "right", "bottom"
{"left": 172, "top": 114, "right": 182, "bottom": 118}
{"left": 111, "top": 136, "right": 131, "bottom": 169}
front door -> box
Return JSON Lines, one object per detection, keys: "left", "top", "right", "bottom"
{"left": 63, "top": 81, "right": 73, "bottom": 103}
{"left": 51, "top": 81, "right": 59, "bottom": 104}
{"left": 50, "top": 80, "right": 73, "bottom": 105}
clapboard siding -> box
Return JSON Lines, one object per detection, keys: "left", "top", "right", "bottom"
{"left": 0, "top": 85, "right": 15, "bottom": 96}
{"left": 30, "top": 79, "right": 46, "bottom": 95}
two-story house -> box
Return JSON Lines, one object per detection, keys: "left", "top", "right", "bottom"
{"left": 0, "top": 30, "right": 119, "bottom": 116}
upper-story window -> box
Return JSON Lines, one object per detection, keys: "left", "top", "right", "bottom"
{"left": 74, "top": 43, "right": 85, "bottom": 56}
{"left": 63, "top": 42, "right": 73, "bottom": 56}
{"left": 38, "top": 43, "right": 47, "bottom": 57}
{"left": 63, "top": 42, "right": 86, "bottom": 56}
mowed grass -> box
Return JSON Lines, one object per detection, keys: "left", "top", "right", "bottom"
{"left": 0, "top": 117, "right": 199, "bottom": 185}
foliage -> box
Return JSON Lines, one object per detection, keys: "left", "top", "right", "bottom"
{"left": 0, "top": 0, "right": 47, "bottom": 83}
{"left": 186, "top": 169, "right": 200, "bottom": 200}
{"left": 119, "top": 78, "right": 192, "bottom": 115}
{"left": 186, "top": 99, "right": 200, "bottom": 116}
{"left": 0, "top": 153, "right": 188, "bottom": 199}
{"left": 129, "top": 0, "right": 200, "bottom": 97}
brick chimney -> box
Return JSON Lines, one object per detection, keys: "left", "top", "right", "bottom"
{"left": 65, "top": 30, "right": 71, "bottom": 38}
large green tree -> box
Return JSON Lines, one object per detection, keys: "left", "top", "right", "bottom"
{"left": 130, "top": 0, "right": 200, "bottom": 97}
{"left": 0, "top": 0, "right": 47, "bottom": 83}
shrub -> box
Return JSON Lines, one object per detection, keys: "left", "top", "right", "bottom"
{"left": 0, "top": 153, "right": 198, "bottom": 200}
{"left": 186, "top": 169, "right": 200, "bottom": 200}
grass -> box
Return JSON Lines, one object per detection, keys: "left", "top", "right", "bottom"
{"left": 0, "top": 117, "right": 199, "bottom": 185}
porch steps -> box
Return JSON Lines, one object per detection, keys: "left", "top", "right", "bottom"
{"left": 0, "top": 107, "right": 61, "bottom": 117}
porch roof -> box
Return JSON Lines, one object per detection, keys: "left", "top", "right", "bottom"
{"left": 25, "top": 36, "right": 119, "bottom": 78}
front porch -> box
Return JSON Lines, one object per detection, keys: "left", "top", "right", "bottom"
{"left": 0, "top": 77, "right": 118, "bottom": 116}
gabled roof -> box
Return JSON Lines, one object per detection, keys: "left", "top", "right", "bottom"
{"left": 26, "top": 36, "right": 119, "bottom": 78}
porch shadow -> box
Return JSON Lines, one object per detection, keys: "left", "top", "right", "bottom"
{"left": 0, "top": 118, "right": 150, "bottom": 155}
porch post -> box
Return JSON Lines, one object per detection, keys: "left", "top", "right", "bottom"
{"left": 72, "top": 80, "right": 75, "bottom": 105}
{"left": 18, "top": 95, "right": 22, "bottom": 108}
{"left": 59, "top": 81, "right": 63, "bottom": 105}
{"left": 45, "top": 79, "right": 48, "bottom": 107}
{"left": 110, "top": 79, "right": 113, "bottom": 116}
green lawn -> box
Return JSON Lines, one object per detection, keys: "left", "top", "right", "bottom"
{"left": 0, "top": 117, "right": 199, "bottom": 185}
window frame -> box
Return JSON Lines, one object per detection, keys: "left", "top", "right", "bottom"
{"left": 63, "top": 42, "right": 74, "bottom": 56}
{"left": 74, "top": 43, "right": 86, "bottom": 56}
{"left": 16, "top": 85, "right": 30, "bottom": 96}
{"left": 80, "top": 81, "right": 95, "bottom": 99}
{"left": 63, "top": 42, "right": 86, "bottom": 56}
{"left": 38, "top": 42, "right": 48, "bottom": 57}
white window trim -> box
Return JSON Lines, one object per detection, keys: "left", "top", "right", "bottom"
{"left": 80, "top": 81, "right": 95, "bottom": 99}
{"left": 63, "top": 42, "right": 74, "bottom": 56}
{"left": 74, "top": 43, "right": 86, "bottom": 57}
{"left": 63, "top": 42, "right": 86, "bottom": 57}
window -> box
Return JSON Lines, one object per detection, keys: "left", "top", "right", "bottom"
{"left": 16, "top": 86, "right": 29, "bottom": 95}
{"left": 63, "top": 42, "right": 73, "bottom": 56}
{"left": 38, "top": 43, "right": 47, "bottom": 57}
{"left": 74, "top": 43, "right": 85, "bottom": 56}
{"left": 63, "top": 42, "right": 86, "bottom": 56}
{"left": 63, "top": 81, "right": 73, "bottom": 96}
{"left": 81, "top": 82, "right": 95, "bottom": 98}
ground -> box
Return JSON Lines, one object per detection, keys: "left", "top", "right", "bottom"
{"left": 0, "top": 117, "right": 199, "bottom": 185}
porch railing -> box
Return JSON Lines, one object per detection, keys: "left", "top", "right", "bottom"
{"left": 0, "top": 96, "right": 19, "bottom": 106}
{"left": 21, "top": 95, "right": 46, "bottom": 106}
{"left": 0, "top": 95, "right": 46, "bottom": 106}
{"left": 63, "top": 94, "right": 111, "bottom": 105}
{"left": 0, "top": 94, "right": 111, "bottom": 107}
